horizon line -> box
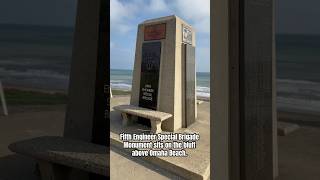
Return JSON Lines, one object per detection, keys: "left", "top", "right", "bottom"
{"left": 111, "top": 68, "right": 210, "bottom": 73}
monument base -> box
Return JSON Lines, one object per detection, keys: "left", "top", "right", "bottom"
{"left": 110, "top": 96, "right": 210, "bottom": 180}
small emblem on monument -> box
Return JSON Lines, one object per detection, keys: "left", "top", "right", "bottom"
{"left": 182, "top": 25, "right": 192, "bottom": 44}
{"left": 144, "top": 24, "right": 166, "bottom": 41}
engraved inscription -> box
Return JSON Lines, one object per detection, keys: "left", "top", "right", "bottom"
{"left": 139, "top": 42, "right": 161, "bottom": 110}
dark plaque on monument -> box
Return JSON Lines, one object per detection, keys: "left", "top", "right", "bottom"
{"left": 185, "top": 44, "right": 195, "bottom": 126}
{"left": 139, "top": 42, "right": 161, "bottom": 110}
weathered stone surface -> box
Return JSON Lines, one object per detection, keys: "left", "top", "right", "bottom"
{"left": 131, "top": 15, "right": 197, "bottom": 131}
{"left": 114, "top": 105, "right": 172, "bottom": 122}
{"left": 110, "top": 96, "right": 210, "bottom": 180}
{"left": 212, "top": 0, "right": 276, "bottom": 179}
{"left": 8, "top": 136, "right": 109, "bottom": 176}
{"left": 64, "top": 0, "right": 109, "bottom": 146}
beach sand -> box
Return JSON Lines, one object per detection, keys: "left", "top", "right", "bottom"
{"left": 0, "top": 88, "right": 320, "bottom": 179}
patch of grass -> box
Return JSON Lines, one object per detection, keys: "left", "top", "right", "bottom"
{"left": 3, "top": 89, "right": 130, "bottom": 105}
{"left": 112, "top": 90, "right": 131, "bottom": 95}
{"left": 4, "top": 89, "right": 67, "bottom": 105}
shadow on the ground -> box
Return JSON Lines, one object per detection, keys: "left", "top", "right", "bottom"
{"left": 0, "top": 154, "right": 39, "bottom": 180}
{"left": 111, "top": 146, "right": 185, "bottom": 180}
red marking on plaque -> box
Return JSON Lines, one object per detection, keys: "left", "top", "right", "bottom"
{"left": 144, "top": 24, "right": 166, "bottom": 41}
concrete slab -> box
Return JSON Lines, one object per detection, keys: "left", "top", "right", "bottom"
{"left": 277, "top": 126, "right": 320, "bottom": 180}
{"left": 278, "top": 122, "right": 300, "bottom": 136}
{"left": 110, "top": 96, "right": 210, "bottom": 180}
{"left": 113, "top": 105, "right": 172, "bottom": 121}
{"left": 9, "top": 136, "right": 109, "bottom": 176}
{"left": 111, "top": 147, "right": 183, "bottom": 180}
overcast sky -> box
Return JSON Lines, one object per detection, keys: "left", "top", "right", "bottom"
{"left": 110, "top": 0, "right": 210, "bottom": 72}
{"left": 0, "top": 0, "right": 319, "bottom": 71}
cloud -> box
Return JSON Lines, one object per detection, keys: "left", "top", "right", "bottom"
{"left": 174, "top": 0, "right": 210, "bottom": 33}
{"left": 148, "top": 0, "right": 169, "bottom": 13}
{"left": 110, "top": 41, "right": 115, "bottom": 48}
{"left": 193, "top": 18, "right": 210, "bottom": 34}
{"left": 111, "top": 0, "right": 170, "bottom": 34}
{"left": 110, "top": 0, "right": 137, "bottom": 33}
{"left": 110, "top": 0, "right": 210, "bottom": 72}
{"left": 196, "top": 47, "right": 210, "bottom": 72}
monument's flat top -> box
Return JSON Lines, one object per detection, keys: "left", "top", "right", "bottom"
{"left": 141, "top": 15, "right": 192, "bottom": 28}
{"left": 114, "top": 104, "right": 172, "bottom": 121}
{"left": 142, "top": 15, "right": 176, "bottom": 24}
{"left": 9, "top": 136, "right": 109, "bottom": 176}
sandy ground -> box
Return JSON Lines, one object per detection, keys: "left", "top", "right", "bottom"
{"left": 0, "top": 105, "right": 65, "bottom": 180}
{"left": 277, "top": 126, "right": 320, "bottom": 180}
{"left": 0, "top": 102, "right": 320, "bottom": 179}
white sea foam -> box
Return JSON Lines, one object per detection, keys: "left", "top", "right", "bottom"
{"left": 110, "top": 80, "right": 126, "bottom": 83}
{"left": 110, "top": 82, "right": 211, "bottom": 98}
{"left": 196, "top": 86, "right": 210, "bottom": 98}
{"left": 2, "top": 65, "right": 320, "bottom": 113}
{"left": 277, "top": 78, "right": 319, "bottom": 85}
{"left": 0, "top": 67, "right": 68, "bottom": 80}
{"left": 277, "top": 96, "right": 320, "bottom": 113}
{"left": 0, "top": 59, "right": 42, "bottom": 66}
{"left": 111, "top": 83, "right": 132, "bottom": 91}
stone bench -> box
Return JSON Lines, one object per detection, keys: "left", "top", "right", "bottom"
{"left": 113, "top": 105, "right": 172, "bottom": 133}
{"left": 8, "top": 136, "right": 109, "bottom": 179}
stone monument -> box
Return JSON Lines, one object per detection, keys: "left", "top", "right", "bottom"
{"left": 130, "top": 15, "right": 197, "bottom": 132}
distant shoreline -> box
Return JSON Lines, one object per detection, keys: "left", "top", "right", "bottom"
{"left": 111, "top": 68, "right": 211, "bottom": 74}
{"left": 2, "top": 85, "right": 320, "bottom": 126}
{"left": 4, "top": 85, "right": 67, "bottom": 95}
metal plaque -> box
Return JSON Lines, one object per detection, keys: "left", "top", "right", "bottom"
{"left": 139, "top": 42, "right": 161, "bottom": 110}
{"left": 185, "top": 44, "right": 196, "bottom": 126}
{"left": 144, "top": 24, "right": 166, "bottom": 41}
{"left": 182, "top": 25, "right": 192, "bottom": 44}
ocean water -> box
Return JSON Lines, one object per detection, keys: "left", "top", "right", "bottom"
{"left": 1, "top": 24, "right": 320, "bottom": 113}
{"left": 111, "top": 69, "right": 210, "bottom": 98}
{"left": 0, "top": 24, "right": 72, "bottom": 91}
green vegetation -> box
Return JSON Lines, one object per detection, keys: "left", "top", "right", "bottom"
{"left": 112, "top": 90, "right": 131, "bottom": 95}
{"left": 4, "top": 89, "right": 67, "bottom": 105}
{"left": 3, "top": 89, "right": 130, "bottom": 105}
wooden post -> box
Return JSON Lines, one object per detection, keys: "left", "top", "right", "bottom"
{"left": 211, "top": 0, "right": 277, "bottom": 179}
{"left": 0, "top": 81, "right": 8, "bottom": 116}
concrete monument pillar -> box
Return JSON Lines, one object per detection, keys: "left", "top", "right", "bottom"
{"left": 130, "top": 15, "right": 197, "bottom": 132}
{"left": 64, "top": 0, "right": 109, "bottom": 146}
{"left": 212, "top": 0, "right": 277, "bottom": 179}
{"left": 63, "top": 1, "right": 109, "bottom": 179}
